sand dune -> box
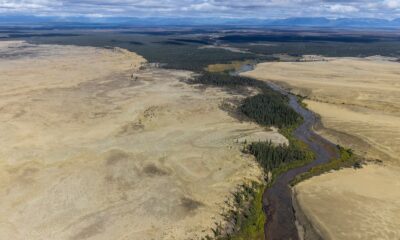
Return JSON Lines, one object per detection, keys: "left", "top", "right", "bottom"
{"left": 294, "top": 164, "right": 400, "bottom": 240}
{"left": 0, "top": 41, "right": 288, "bottom": 239}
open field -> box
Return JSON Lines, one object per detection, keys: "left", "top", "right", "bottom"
{"left": 206, "top": 60, "right": 254, "bottom": 73}
{"left": 243, "top": 57, "right": 400, "bottom": 239}
{"left": 242, "top": 57, "right": 400, "bottom": 163}
{"left": 294, "top": 164, "right": 400, "bottom": 240}
{"left": 0, "top": 41, "right": 290, "bottom": 240}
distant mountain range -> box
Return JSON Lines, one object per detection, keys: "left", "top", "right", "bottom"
{"left": 1, "top": 16, "right": 400, "bottom": 28}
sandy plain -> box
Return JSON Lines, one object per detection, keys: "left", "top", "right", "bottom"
{"left": 0, "top": 41, "right": 288, "bottom": 240}
{"left": 294, "top": 164, "right": 400, "bottom": 240}
{"left": 243, "top": 56, "right": 400, "bottom": 239}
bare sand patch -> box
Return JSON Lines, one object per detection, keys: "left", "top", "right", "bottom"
{"left": 206, "top": 60, "right": 254, "bottom": 73}
{"left": 0, "top": 41, "right": 283, "bottom": 240}
{"left": 237, "top": 127, "right": 288, "bottom": 145}
{"left": 294, "top": 164, "right": 400, "bottom": 240}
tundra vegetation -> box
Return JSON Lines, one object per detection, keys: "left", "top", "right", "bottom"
{"left": 291, "top": 146, "right": 362, "bottom": 186}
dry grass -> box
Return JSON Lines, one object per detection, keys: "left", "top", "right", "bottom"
{"left": 0, "top": 41, "right": 288, "bottom": 240}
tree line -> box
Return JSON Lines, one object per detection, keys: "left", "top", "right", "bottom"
{"left": 192, "top": 72, "right": 302, "bottom": 129}
{"left": 241, "top": 94, "right": 301, "bottom": 128}
{"left": 247, "top": 141, "right": 309, "bottom": 172}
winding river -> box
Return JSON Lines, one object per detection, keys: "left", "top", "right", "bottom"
{"left": 234, "top": 66, "right": 339, "bottom": 239}
{"left": 263, "top": 83, "right": 339, "bottom": 240}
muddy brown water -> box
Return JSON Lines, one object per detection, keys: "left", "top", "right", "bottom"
{"left": 263, "top": 83, "right": 339, "bottom": 240}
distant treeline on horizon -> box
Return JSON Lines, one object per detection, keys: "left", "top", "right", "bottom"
{"left": 1, "top": 16, "right": 400, "bottom": 29}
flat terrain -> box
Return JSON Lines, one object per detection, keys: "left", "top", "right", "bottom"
{"left": 294, "top": 164, "right": 400, "bottom": 240}
{"left": 243, "top": 57, "right": 400, "bottom": 239}
{"left": 243, "top": 57, "right": 400, "bottom": 163}
{"left": 0, "top": 41, "right": 288, "bottom": 239}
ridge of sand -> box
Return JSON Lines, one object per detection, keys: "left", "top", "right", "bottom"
{"left": 0, "top": 41, "right": 287, "bottom": 240}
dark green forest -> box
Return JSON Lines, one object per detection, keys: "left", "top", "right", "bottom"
{"left": 27, "top": 33, "right": 258, "bottom": 72}
{"left": 247, "top": 141, "right": 309, "bottom": 172}
{"left": 241, "top": 94, "right": 301, "bottom": 128}
{"left": 26, "top": 29, "right": 400, "bottom": 72}
{"left": 192, "top": 72, "right": 262, "bottom": 88}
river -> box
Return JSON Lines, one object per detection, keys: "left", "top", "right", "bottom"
{"left": 234, "top": 67, "right": 339, "bottom": 240}
{"left": 263, "top": 83, "right": 339, "bottom": 240}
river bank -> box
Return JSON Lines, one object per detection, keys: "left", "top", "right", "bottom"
{"left": 197, "top": 63, "right": 340, "bottom": 240}
{"left": 292, "top": 190, "right": 322, "bottom": 240}
{"left": 200, "top": 62, "right": 330, "bottom": 239}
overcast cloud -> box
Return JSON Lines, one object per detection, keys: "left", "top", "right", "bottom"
{"left": 0, "top": 0, "right": 399, "bottom": 19}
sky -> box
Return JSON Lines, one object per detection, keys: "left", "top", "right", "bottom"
{"left": 0, "top": 0, "right": 399, "bottom": 19}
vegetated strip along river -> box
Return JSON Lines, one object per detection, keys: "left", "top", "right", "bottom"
{"left": 264, "top": 82, "right": 339, "bottom": 240}
{"left": 235, "top": 65, "right": 339, "bottom": 240}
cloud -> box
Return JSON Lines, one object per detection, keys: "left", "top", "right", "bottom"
{"left": 384, "top": 0, "right": 400, "bottom": 9}
{"left": 0, "top": 0, "right": 399, "bottom": 19}
{"left": 185, "top": 1, "right": 227, "bottom": 11}
{"left": 328, "top": 4, "right": 359, "bottom": 13}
